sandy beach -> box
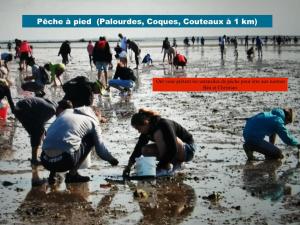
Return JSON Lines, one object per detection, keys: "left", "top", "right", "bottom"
{"left": 0, "top": 42, "right": 300, "bottom": 225}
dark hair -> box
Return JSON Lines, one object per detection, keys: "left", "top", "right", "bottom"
{"left": 6, "top": 54, "right": 13, "bottom": 62}
{"left": 131, "top": 108, "right": 160, "bottom": 126}
{"left": 283, "top": 108, "right": 294, "bottom": 124}
{"left": 56, "top": 99, "right": 73, "bottom": 115}
{"left": 26, "top": 56, "right": 35, "bottom": 66}
{"left": 44, "top": 63, "right": 50, "bottom": 70}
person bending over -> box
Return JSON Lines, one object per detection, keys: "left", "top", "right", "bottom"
{"left": 123, "top": 108, "right": 196, "bottom": 177}
{"left": 14, "top": 97, "right": 57, "bottom": 165}
{"left": 41, "top": 101, "right": 119, "bottom": 184}
{"left": 243, "top": 108, "right": 300, "bottom": 161}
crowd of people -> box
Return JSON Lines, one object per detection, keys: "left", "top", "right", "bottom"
{"left": 0, "top": 33, "right": 300, "bottom": 186}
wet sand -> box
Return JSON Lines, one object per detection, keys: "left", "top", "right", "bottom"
{"left": 1, "top": 44, "right": 300, "bottom": 224}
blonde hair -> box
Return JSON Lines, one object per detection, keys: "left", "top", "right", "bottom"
{"left": 284, "top": 108, "right": 295, "bottom": 123}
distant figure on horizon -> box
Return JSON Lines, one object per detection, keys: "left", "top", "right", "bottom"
{"left": 246, "top": 47, "right": 254, "bottom": 59}
{"left": 276, "top": 36, "right": 282, "bottom": 46}
{"left": 201, "top": 36, "right": 205, "bottom": 46}
{"left": 233, "top": 37, "right": 238, "bottom": 59}
{"left": 162, "top": 37, "right": 171, "bottom": 63}
{"left": 7, "top": 42, "right": 12, "bottom": 51}
{"left": 191, "top": 36, "right": 195, "bottom": 45}
{"left": 245, "top": 35, "right": 249, "bottom": 48}
{"left": 172, "top": 38, "right": 177, "bottom": 48}
{"left": 264, "top": 36, "right": 268, "bottom": 45}
{"left": 196, "top": 37, "right": 200, "bottom": 44}
{"left": 256, "top": 36, "right": 263, "bottom": 57}
{"left": 87, "top": 41, "right": 94, "bottom": 70}
{"left": 219, "top": 35, "right": 226, "bottom": 59}
{"left": 183, "top": 37, "right": 190, "bottom": 47}
{"left": 58, "top": 40, "right": 71, "bottom": 65}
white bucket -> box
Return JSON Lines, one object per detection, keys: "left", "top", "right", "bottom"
{"left": 79, "top": 152, "right": 91, "bottom": 169}
{"left": 135, "top": 156, "right": 156, "bottom": 177}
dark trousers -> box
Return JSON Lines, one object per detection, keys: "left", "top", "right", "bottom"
{"left": 41, "top": 133, "right": 94, "bottom": 172}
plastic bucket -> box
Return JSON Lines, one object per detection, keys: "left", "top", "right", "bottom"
{"left": 135, "top": 156, "right": 156, "bottom": 177}
{"left": 79, "top": 152, "right": 91, "bottom": 169}
{"left": 0, "top": 100, "right": 9, "bottom": 121}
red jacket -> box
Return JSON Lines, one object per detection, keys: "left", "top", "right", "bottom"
{"left": 20, "top": 41, "right": 31, "bottom": 53}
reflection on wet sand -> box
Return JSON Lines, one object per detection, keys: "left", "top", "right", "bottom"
{"left": 0, "top": 118, "right": 16, "bottom": 159}
{"left": 17, "top": 180, "right": 118, "bottom": 225}
{"left": 242, "top": 160, "right": 292, "bottom": 201}
{"left": 131, "top": 178, "right": 196, "bottom": 225}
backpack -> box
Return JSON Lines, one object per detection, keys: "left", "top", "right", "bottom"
{"left": 39, "top": 66, "right": 51, "bottom": 84}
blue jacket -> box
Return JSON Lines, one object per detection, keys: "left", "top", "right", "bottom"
{"left": 243, "top": 108, "right": 299, "bottom": 146}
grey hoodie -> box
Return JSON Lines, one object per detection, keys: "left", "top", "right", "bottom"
{"left": 42, "top": 106, "right": 115, "bottom": 162}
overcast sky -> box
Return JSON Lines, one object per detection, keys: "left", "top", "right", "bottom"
{"left": 0, "top": 0, "right": 299, "bottom": 41}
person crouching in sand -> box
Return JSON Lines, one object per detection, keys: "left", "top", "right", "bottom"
{"left": 108, "top": 62, "right": 136, "bottom": 96}
{"left": 243, "top": 108, "right": 300, "bottom": 161}
{"left": 41, "top": 100, "right": 119, "bottom": 184}
{"left": 173, "top": 52, "right": 187, "bottom": 70}
{"left": 123, "top": 108, "right": 196, "bottom": 177}
{"left": 141, "top": 54, "right": 153, "bottom": 66}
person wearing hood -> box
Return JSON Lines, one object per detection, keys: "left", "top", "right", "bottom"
{"left": 243, "top": 108, "right": 300, "bottom": 161}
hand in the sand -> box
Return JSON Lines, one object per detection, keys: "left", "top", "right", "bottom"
{"left": 122, "top": 165, "right": 131, "bottom": 177}
{"left": 110, "top": 158, "right": 119, "bottom": 166}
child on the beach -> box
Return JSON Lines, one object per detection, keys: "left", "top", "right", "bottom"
{"left": 123, "top": 108, "right": 196, "bottom": 177}
{"left": 142, "top": 54, "right": 153, "bottom": 66}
